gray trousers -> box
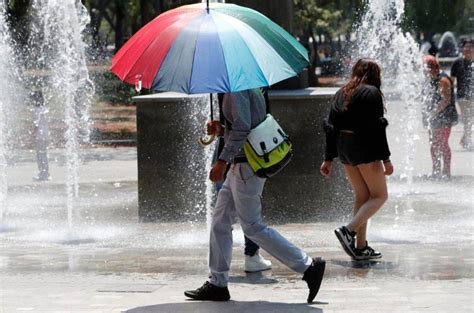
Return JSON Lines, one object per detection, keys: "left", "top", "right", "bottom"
{"left": 209, "top": 163, "right": 312, "bottom": 287}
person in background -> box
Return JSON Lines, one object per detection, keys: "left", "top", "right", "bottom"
{"left": 185, "top": 89, "right": 325, "bottom": 303}
{"left": 212, "top": 93, "right": 272, "bottom": 273}
{"left": 451, "top": 39, "right": 473, "bottom": 150}
{"left": 428, "top": 39, "right": 439, "bottom": 56}
{"left": 31, "top": 91, "right": 50, "bottom": 182}
{"left": 423, "top": 55, "right": 458, "bottom": 180}
{"left": 320, "top": 58, "right": 393, "bottom": 260}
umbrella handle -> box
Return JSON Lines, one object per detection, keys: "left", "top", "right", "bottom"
{"left": 198, "top": 134, "right": 216, "bottom": 146}
{"left": 199, "top": 93, "right": 215, "bottom": 145}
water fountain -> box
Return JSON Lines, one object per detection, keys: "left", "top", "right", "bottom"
{"left": 352, "top": 0, "right": 425, "bottom": 184}
{"left": 28, "top": 0, "right": 94, "bottom": 229}
{"left": 0, "top": 1, "right": 20, "bottom": 230}
{"left": 1, "top": 4, "right": 472, "bottom": 310}
{"left": 349, "top": 0, "right": 473, "bottom": 243}
{"left": 437, "top": 31, "right": 459, "bottom": 58}
{"left": 199, "top": 1, "right": 226, "bottom": 234}
{"left": 189, "top": 95, "right": 217, "bottom": 233}
{"left": 0, "top": 3, "right": 9, "bottom": 225}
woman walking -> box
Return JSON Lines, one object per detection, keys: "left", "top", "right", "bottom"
{"left": 320, "top": 59, "right": 393, "bottom": 260}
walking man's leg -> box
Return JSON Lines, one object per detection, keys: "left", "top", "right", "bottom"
{"left": 184, "top": 180, "right": 235, "bottom": 301}
{"left": 231, "top": 163, "right": 325, "bottom": 302}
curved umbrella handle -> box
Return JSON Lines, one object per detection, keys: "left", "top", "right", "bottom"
{"left": 199, "top": 93, "right": 216, "bottom": 146}
{"left": 198, "top": 134, "right": 216, "bottom": 146}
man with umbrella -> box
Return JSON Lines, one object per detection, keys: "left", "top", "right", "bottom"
{"left": 212, "top": 92, "right": 273, "bottom": 274}
{"left": 184, "top": 88, "right": 325, "bottom": 303}
{"left": 112, "top": 2, "right": 326, "bottom": 303}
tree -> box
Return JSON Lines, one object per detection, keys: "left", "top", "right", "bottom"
{"left": 404, "top": 0, "right": 473, "bottom": 39}
{"left": 5, "top": 0, "right": 31, "bottom": 47}
{"left": 294, "top": 0, "right": 352, "bottom": 84}
{"left": 85, "top": 0, "right": 196, "bottom": 52}
{"left": 140, "top": 0, "right": 164, "bottom": 26}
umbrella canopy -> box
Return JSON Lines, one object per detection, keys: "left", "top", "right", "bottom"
{"left": 111, "top": 2, "right": 309, "bottom": 94}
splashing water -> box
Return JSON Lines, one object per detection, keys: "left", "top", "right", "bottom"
{"left": 205, "top": 95, "right": 220, "bottom": 234}
{"left": 0, "top": 3, "right": 19, "bottom": 225}
{"left": 0, "top": 4, "right": 9, "bottom": 222}
{"left": 352, "top": 0, "right": 425, "bottom": 184}
{"left": 199, "top": 0, "right": 225, "bottom": 232}
{"left": 437, "top": 31, "right": 459, "bottom": 57}
{"left": 28, "top": 0, "right": 94, "bottom": 228}
{"left": 186, "top": 96, "right": 215, "bottom": 234}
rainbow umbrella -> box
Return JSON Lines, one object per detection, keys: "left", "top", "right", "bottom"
{"left": 111, "top": 2, "right": 309, "bottom": 94}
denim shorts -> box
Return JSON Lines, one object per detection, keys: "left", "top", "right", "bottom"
{"left": 336, "top": 132, "right": 381, "bottom": 166}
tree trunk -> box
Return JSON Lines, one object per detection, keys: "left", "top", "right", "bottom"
{"left": 89, "top": 0, "right": 106, "bottom": 50}
{"left": 114, "top": 0, "right": 126, "bottom": 52}
{"left": 140, "top": 0, "right": 154, "bottom": 27}
{"left": 153, "top": 0, "right": 164, "bottom": 15}
{"left": 308, "top": 26, "right": 319, "bottom": 87}
{"left": 140, "top": 0, "right": 165, "bottom": 27}
{"left": 6, "top": 0, "right": 31, "bottom": 49}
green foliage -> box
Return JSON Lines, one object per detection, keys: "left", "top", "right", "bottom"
{"left": 404, "top": 0, "right": 473, "bottom": 35}
{"left": 92, "top": 70, "right": 141, "bottom": 105}
{"left": 84, "top": 0, "right": 197, "bottom": 49}
{"left": 293, "top": 0, "right": 346, "bottom": 37}
{"left": 294, "top": 0, "right": 472, "bottom": 41}
{"left": 166, "top": 0, "right": 197, "bottom": 10}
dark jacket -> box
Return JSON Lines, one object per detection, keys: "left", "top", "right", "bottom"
{"left": 324, "top": 84, "right": 390, "bottom": 162}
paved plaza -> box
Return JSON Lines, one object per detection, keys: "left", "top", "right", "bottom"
{"left": 0, "top": 124, "right": 473, "bottom": 313}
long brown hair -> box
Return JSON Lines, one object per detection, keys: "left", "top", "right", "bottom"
{"left": 342, "top": 58, "right": 382, "bottom": 108}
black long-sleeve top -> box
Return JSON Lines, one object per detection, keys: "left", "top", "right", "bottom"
{"left": 324, "top": 84, "right": 391, "bottom": 162}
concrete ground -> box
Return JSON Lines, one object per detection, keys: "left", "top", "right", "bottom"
{"left": 0, "top": 123, "right": 473, "bottom": 312}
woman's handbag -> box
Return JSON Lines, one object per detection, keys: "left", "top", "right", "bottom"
{"left": 243, "top": 114, "right": 293, "bottom": 178}
{"left": 443, "top": 103, "right": 459, "bottom": 126}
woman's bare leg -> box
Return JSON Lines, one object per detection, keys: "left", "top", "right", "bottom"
{"left": 346, "top": 161, "right": 388, "bottom": 244}
{"left": 343, "top": 164, "right": 370, "bottom": 249}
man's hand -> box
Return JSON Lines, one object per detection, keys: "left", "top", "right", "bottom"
{"left": 210, "top": 160, "right": 227, "bottom": 182}
{"left": 383, "top": 161, "right": 394, "bottom": 176}
{"left": 207, "top": 120, "right": 222, "bottom": 136}
{"left": 320, "top": 161, "right": 332, "bottom": 177}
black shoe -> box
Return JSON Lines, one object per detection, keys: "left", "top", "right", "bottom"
{"left": 334, "top": 226, "right": 356, "bottom": 258}
{"left": 302, "top": 257, "right": 326, "bottom": 303}
{"left": 354, "top": 242, "right": 382, "bottom": 260}
{"left": 184, "top": 281, "right": 230, "bottom": 301}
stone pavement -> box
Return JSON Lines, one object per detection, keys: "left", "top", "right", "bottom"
{"left": 0, "top": 124, "right": 473, "bottom": 312}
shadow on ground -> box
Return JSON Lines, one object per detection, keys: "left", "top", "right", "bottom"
{"left": 125, "top": 301, "right": 324, "bottom": 313}
{"left": 331, "top": 259, "right": 398, "bottom": 270}
{"left": 229, "top": 271, "right": 279, "bottom": 284}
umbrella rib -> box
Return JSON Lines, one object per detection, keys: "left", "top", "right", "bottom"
{"left": 187, "top": 17, "right": 202, "bottom": 94}
{"left": 210, "top": 11, "right": 269, "bottom": 92}
{"left": 112, "top": 8, "right": 191, "bottom": 67}
{"left": 215, "top": 7, "right": 308, "bottom": 73}
{"left": 188, "top": 10, "right": 230, "bottom": 94}
{"left": 121, "top": 10, "right": 201, "bottom": 86}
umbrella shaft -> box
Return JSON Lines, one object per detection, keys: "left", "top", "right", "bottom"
{"left": 210, "top": 93, "right": 214, "bottom": 121}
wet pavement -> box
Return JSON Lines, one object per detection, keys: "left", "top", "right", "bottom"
{"left": 0, "top": 125, "right": 473, "bottom": 312}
